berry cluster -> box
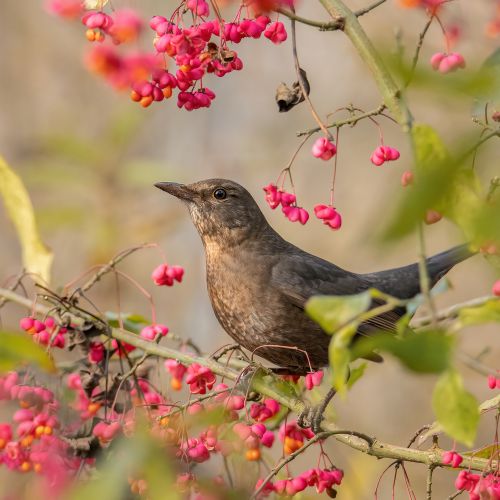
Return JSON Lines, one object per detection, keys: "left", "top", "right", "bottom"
{"left": 455, "top": 470, "right": 500, "bottom": 499}
{"left": 47, "top": 0, "right": 291, "bottom": 110}
{"left": 19, "top": 316, "right": 67, "bottom": 348}
{"left": 0, "top": 372, "right": 83, "bottom": 493}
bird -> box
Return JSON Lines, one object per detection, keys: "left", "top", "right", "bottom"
{"left": 155, "top": 178, "right": 473, "bottom": 374}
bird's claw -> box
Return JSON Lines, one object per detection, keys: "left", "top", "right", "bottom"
{"left": 297, "top": 405, "right": 326, "bottom": 434}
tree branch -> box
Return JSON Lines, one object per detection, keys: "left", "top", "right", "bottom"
{"left": 0, "top": 287, "right": 497, "bottom": 475}
{"left": 412, "top": 295, "right": 497, "bottom": 328}
{"left": 318, "top": 0, "right": 413, "bottom": 130}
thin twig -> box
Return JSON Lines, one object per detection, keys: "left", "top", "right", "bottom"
{"left": 297, "top": 104, "right": 386, "bottom": 136}
{"left": 355, "top": 0, "right": 387, "bottom": 17}
{"left": 405, "top": 15, "right": 434, "bottom": 88}
{"left": 67, "top": 244, "right": 155, "bottom": 297}
{"left": 290, "top": 8, "right": 332, "bottom": 139}
{"left": 417, "top": 224, "right": 438, "bottom": 326}
{"left": 407, "top": 425, "right": 431, "bottom": 448}
{"left": 426, "top": 465, "right": 435, "bottom": 500}
{"left": 277, "top": 8, "right": 342, "bottom": 30}
{"left": 279, "top": 0, "right": 386, "bottom": 29}
{"left": 413, "top": 296, "right": 496, "bottom": 328}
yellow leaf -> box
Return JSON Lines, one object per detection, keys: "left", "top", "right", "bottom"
{"left": 0, "top": 156, "right": 53, "bottom": 284}
{"left": 83, "top": 0, "right": 109, "bottom": 9}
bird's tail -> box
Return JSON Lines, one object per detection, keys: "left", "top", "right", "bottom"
{"left": 362, "top": 243, "right": 475, "bottom": 300}
{"left": 426, "top": 243, "right": 475, "bottom": 286}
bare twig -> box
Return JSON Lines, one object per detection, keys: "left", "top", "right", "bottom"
{"left": 417, "top": 224, "right": 438, "bottom": 326}
{"left": 297, "top": 103, "right": 386, "bottom": 136}
{"left": 355, "top": 0, "right": 387, "bottom": 17}
{"left": 67, "top": 244, "right": 155, "bottom": 297}
{"left": 277, "top": 8, "right": 342, "bottom": 31}
{"left": 412, "top": 296, "right": 497, "bottom": 328}
{"left": 426, "top": 465, "right": 435, "bottom": 500}
{"left": 278, "top": 0, "right": 387, "bottom": 29}
{"left": 405, "top": 15, "right": 434, "bottom": 87}
{"left": 290, "top": 8, "right": 332, "bottom": 139}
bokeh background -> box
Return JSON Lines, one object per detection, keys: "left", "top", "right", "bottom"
{"left": 1, "top": 0, "right": 499, "bottom": 497}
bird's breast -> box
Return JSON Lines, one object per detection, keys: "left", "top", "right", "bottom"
{"left": 204, "top": 246, "right": 272, "bottom": 346}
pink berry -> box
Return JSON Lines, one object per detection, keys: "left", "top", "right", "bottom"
{"left": 312, "top": 137, "right": 337, "bottom": 161}
{"left": 492, "top": 280, "right": 500, "bottom": 297}
{"left": 401, "top": 170, "right": 414, "bottom": 187}
{"left": 264, "top": 21, "right": 287, "bottom": 44}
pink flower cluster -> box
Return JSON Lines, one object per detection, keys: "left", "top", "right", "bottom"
{"left": 263, "top": 183, "right": 309, "bottom": 224}
{"left": 213, "top": 383, "right": 245, "bottom": 411}
{"left": 151, "top": 262, "right": 185, "bottom": 286}
{"left": 305, "top": 370, "right": 324, "bottom": 390}
{"left": 401, "top": 170, "right": 414, "bottom": 187}
{"left": 185, "top": 363, "right": 216, "bottom": 394}
{"left": 370, "top": 145, "right": 400, "bottom": 166}
{"left": 139, "top": 323, "right": 169, "bottom": 341}
{"left": 85, "top": 45, "right": 163, "bottom": 90}
{"left": 0, "top": 372, "right": 83, "bottom": 491}
{"left": 93, "top": 421, "right": 121, "bottom": 445}
{"left": 311, "top": 137, "right": 337, "bottom": 161}
{"left": 314, "top": 205, "right": 342, "bottom": 230}
{"left": 442, "top": 450, "right": 463, "bottom": 468}
{"left": 487, "top": 374, "right": 500, "bottom": 389}
{"left": 164, "top": 359, "right": 188, "bottom": 391}
{"left": 455, "top": 470, "right": 500, "bottom": 500}
{"left": 19, "top": 316, "right": 67, "bottom": 348}
{"left": 492, "top": 280, "right": 500, "bottom": 297}
{"left": 51, "top": 0, "right": 291, "bottom": 110}
{"left": 45, "top": 0, "right": 83, "bottom": 19}
{"left": 256, "top": 467, "right": 343, "bottom": 497}
{"left": 430, "top": 52, "right": 466, "bottom": 73}
{"left": 130, "top": 69, "right": 177, "bottom": 108}
{"left": 233, "top": 422, "right": 275, "bottom": 461}
{"left": 250, "top": 398, "right": 280, "bottom": 422}
{"left": 279, "top": 420, "right": 315, "bottom": 455}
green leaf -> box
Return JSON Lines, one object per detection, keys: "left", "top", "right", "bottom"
{"left": 463, "top": 444, "right": 499, "bottom": 460}
{"left": 346, "top": 362, "right": 367, "bottom": 389}
{"left": 458, "top": 299, "right": 500, "bottom": 327}
{"left": 106, "top": 312, "right": 149, "bottom": 333}
{"left": 432, "top": 370, "right": 479, "bottom": 447}
{"left": 306, "top": 291, "right": 372, "bottom": 334}
{"left": 328, "top": 322, "right": 359, "bottom": 394}
{"left": 384, "top": 124, "right": 484, "bottom": 242}
{"left": 69, "top": 428, "right": 179, "bottom": 500}
{"left": 0, "top": 156, "right": 53, "bottom": 283}
{"left": 352, "top": 330, "right": 452, "bottom": 373}
{"left": 0, "top": 332, "right": 55, "bottom": 373}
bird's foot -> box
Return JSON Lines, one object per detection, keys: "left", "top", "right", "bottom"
{"left": 233, "top": 365, "right": 265, "bottom": 401}
{"left": 297, "top": 405, "right": 327, "bottom": 434}
{"left": 297, "top": 405, "right": 314, "bottom": 430}
{"left": 297, "top": 388, "right": 337, "bottom": 434}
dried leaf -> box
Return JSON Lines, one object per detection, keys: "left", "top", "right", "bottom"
{"left": 0, "top": 156, "right": 53, "bottom": 283}
{"left": 276, "top": 68, "right": 310, "bottom": 112}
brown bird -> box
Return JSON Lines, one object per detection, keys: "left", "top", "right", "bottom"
{"left": 155, "top": 178, "right": 472, "bottom": 373}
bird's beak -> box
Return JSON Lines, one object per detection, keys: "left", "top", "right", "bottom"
{"left": 154, "top": 182, "right": 196, "bottom": 201}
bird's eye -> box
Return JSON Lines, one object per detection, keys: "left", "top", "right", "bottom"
{"left": 213, "top": 188, "right": 227, "bottom": 200}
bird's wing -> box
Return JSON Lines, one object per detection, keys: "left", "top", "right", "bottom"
{"left": 270, "top": 253, "right": 402, "bottom": 334}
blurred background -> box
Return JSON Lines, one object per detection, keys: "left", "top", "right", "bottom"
{"left": 0, "top": 0, "right": 499, "bottom": 497}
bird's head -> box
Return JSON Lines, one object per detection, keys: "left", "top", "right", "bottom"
{"left": 155, "top": 179, "right": 268, "bottom": 246}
